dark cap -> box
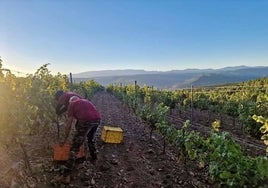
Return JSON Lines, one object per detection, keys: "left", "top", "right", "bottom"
{"left": 54, "top": 90, "right": 64, "bottom": 100}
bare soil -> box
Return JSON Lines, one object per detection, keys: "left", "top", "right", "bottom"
{"left": 44, "top": 91, "right": 217, "bottom": 187}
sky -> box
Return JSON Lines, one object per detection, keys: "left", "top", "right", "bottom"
{"left": 0, "top": 0, "right": 268, "bottom": 75}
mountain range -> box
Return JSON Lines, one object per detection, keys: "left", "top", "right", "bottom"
{"left": 72, "top": 66, "right": 268, "bottom": 89}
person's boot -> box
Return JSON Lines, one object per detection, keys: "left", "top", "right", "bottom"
{"left": 90, "top": 156, "right": 97, "bottom": 165}
{"left": 58, "top": 175, "right": 71, "bottom": 184}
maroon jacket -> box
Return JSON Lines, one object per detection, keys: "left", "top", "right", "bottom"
{"left": 67, "top": 99, "right": 101, "bottom": 123}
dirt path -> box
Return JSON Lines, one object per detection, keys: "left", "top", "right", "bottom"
{"left": 39, "top": 91, "right": 217, "bottom": 188}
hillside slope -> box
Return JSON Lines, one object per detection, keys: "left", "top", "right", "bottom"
{"left": 73, "top": 66, "right": 268, "bottom": 89}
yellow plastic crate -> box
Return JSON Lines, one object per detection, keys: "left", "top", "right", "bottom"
{"left": 101, "top": 126, "right": 123, "bottom": 144}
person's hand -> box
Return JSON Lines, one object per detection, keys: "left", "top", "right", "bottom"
{"left": 59, "top": 141, "right": 65, "bottom": 147}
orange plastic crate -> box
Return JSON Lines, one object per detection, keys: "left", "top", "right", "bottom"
{"left": 53, "top": 143, "right": 86, "bottom": 161}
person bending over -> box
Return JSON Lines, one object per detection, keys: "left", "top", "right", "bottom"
{"left": 59, "top": 96, "right": 101, "bottom": 184}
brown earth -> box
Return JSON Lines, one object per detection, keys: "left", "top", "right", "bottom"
{"left": 44, "top": 91, "right": 217, "bottom": 188}
{"left": 1, "top": 91, "right": 266, "bottom": 188}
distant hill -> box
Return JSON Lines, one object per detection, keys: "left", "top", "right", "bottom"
{"left": 73, "top": 69, "right": 159, "bottom": 78}
{"left": 72, "top": 66, "right": 268, "bottom": 89}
